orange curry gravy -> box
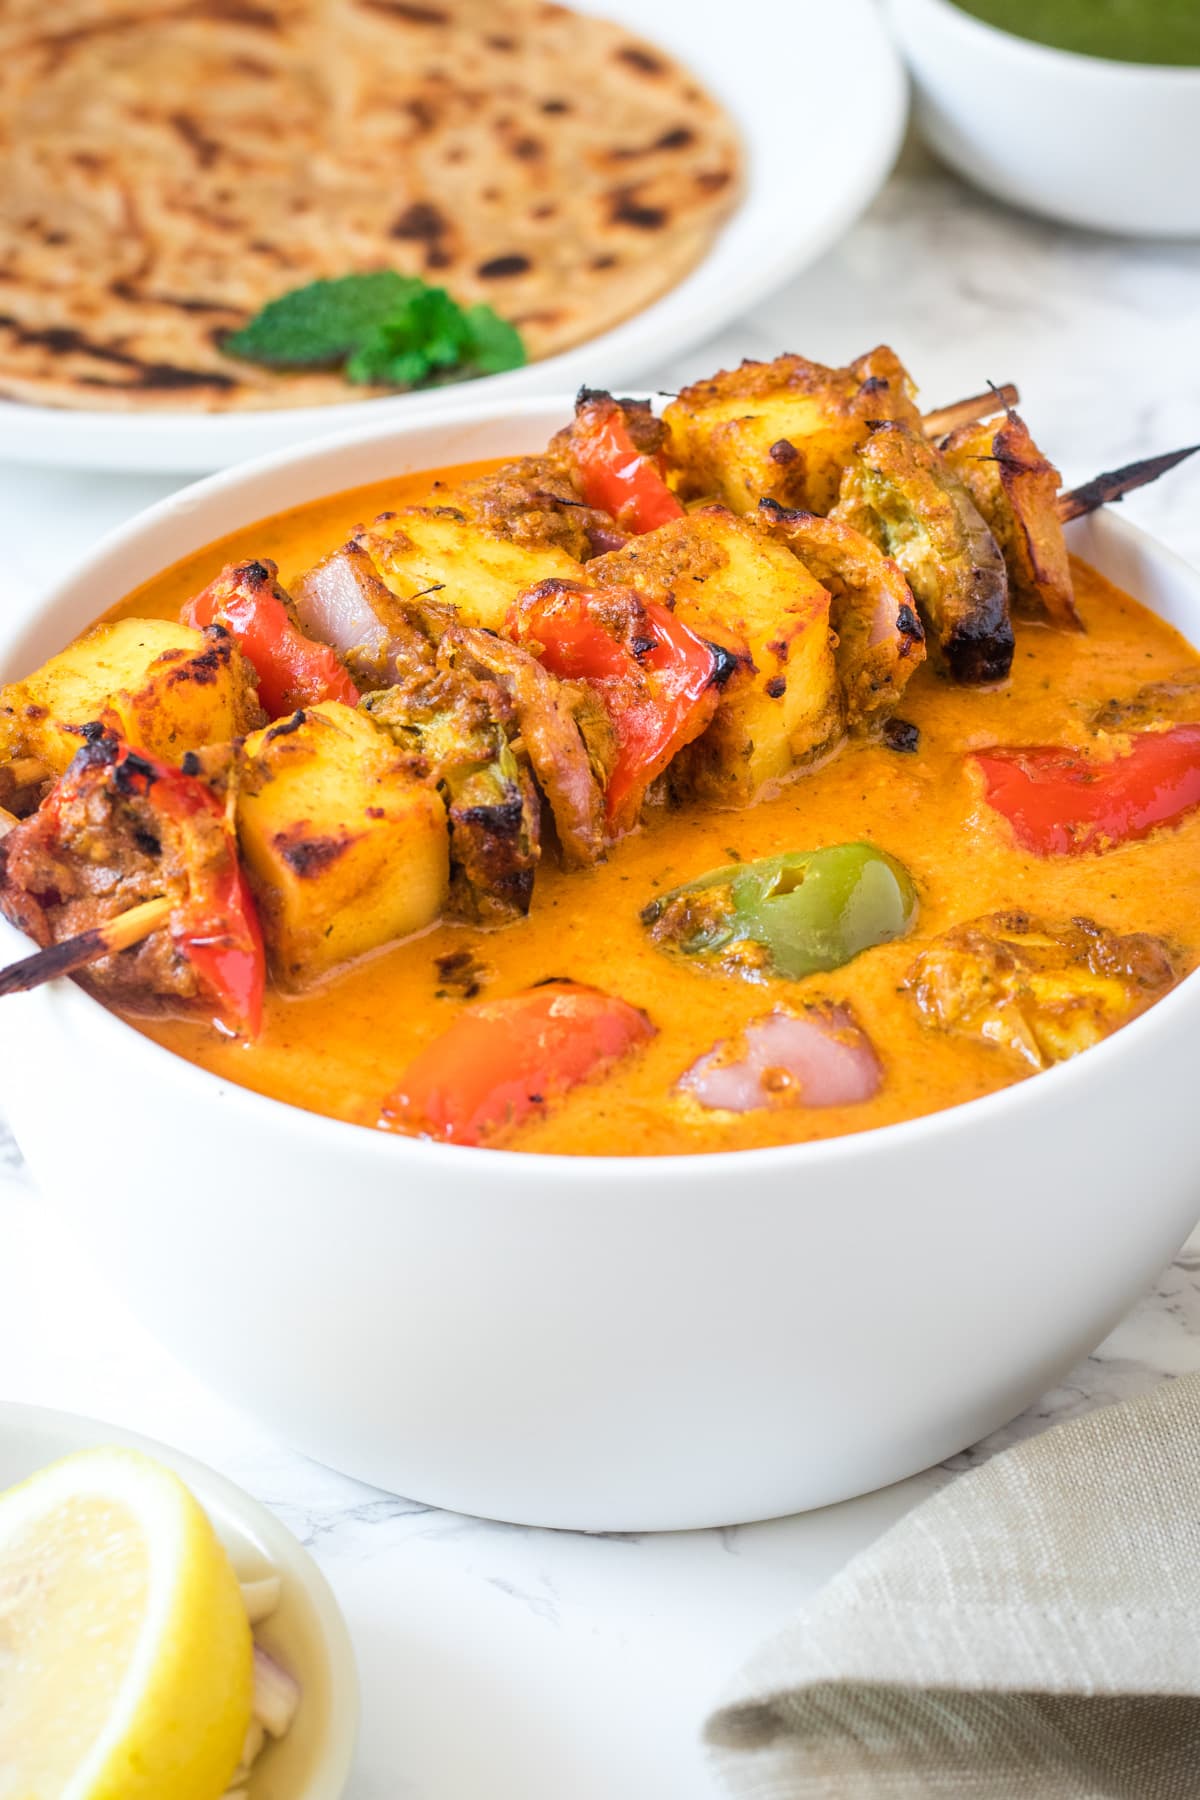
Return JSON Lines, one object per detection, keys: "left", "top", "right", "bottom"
{"left": 108, "top": 462, "right": 1200, "bottom": 1155}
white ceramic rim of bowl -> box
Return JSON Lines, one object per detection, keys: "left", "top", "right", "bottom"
{"left": 0, "top": 1400, "right": 359, "bottom": 1800}
{"left": 0, "top": 0, "right": 908, "bottom": 474}
{"left": 1, "top": 390, "right": 1199, "bottom": 1182}
{"left": 902, "top": 0, "right": 1200, "bottom": 78}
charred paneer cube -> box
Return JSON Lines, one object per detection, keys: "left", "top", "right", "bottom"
{"left": 663, "top": 347, "right": 922, "bottom": 518}
{"left": 236, "top": 701, "right": 449, "bottom": 987}
{"left": 0, "top": 618, "right": 261, "bottom": 780}
{"left": 357, "top": 507, "right": 583, "bottom": 634}
{"left": 591, "top": 507, "right": 840, "bottom": 805}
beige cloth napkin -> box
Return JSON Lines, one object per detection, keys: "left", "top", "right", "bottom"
{"left": 706, "top": 1374, "right": 1200, "bottom": 1798}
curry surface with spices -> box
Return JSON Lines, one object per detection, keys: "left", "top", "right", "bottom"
{"left": 98, "top": 463, "right": 1200, "bottom": 1155}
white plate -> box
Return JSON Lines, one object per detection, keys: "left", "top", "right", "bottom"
{"left": 0, "top": 0, "right": 906, "bottom": 475}
{"left": 0, "top": 1402, "right": 359, "bottom": 1800}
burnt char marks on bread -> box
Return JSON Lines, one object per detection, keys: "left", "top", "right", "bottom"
{"left": 0, "top": 315, "right": 239, "bottom": 395}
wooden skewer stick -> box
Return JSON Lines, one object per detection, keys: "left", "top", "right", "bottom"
{"left": 7, "top": 757, "right": 50, "bottom": 789}
{"left": 0, "top": 894, "right": 173, "bottom": 999}
{"left": 0, "top": 760, "right": 50, "bottom": 822}
{"left": 0, "top": 806, "right": 18, "bottom": 840}
{"left": 1057, "top": 444, "right": 1200, "bottom": 523}
{"left": 921, "top": 383, "right": 1020, "bottom": 439}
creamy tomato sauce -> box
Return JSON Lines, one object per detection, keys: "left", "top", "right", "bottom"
{"left": 108, "top": 463, "right": 1200, "bottom": 1155}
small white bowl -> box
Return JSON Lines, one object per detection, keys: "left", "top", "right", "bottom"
{"left": 0, "top": 1403, "right": 359, "bottom": 1800}
{"left": 887, "top": 0, "right": 1200, "bottom": 236}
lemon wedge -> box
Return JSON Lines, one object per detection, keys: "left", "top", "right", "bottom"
{"left": 0, "top": 1446, "right": 254, "bottom": 1800}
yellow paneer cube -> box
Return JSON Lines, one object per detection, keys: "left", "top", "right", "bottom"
{"left": 664, "top": 347, "right": 922, "bottom": 518}
{"left": 357, "top": 508, "right": 582, "bottom": 633}
{"left": 0, "top": 617, "right": 260, "bottom": 775}
{"left": 591, "top": 508, "right": 841, "bottom": 806}
{"left": 237, "top": 701, "right": 449, "bottom": 987}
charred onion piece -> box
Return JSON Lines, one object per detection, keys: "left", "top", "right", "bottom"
{"left": 920, "top": 383, "right": 1019, "bottom": 440}
{"left": 941, "top": 410, "right": 1080, "bottom": 629}
{"left": 831, "top": 421, "right": 1014, "bottom": 685}
{"left": 1057, "top": 444, "right": 1200, "bottom": 522}
{"left": 293, "top": 542, "right": 440, "bottom": 692}
{"left": 0, "top": 894, "right": 173, "bottom": 998}
{"left": 677, "top": 1002, "right": 883, "bottom": 1112}
{"left": 756, "top": 499, "right": 926, "bottom": 727}
{"left": 442, "top": 624, "right": 612, "bottom": 868}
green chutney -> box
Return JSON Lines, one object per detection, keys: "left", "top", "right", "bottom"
{"left": 949, "top": 0, "right": 1200, "bottom": 66}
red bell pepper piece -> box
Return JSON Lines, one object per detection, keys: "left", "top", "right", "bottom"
{"left": 511, "top": 580, "right": 721, "bottom": 833}
{"left": 383, "top": 980, "right": 655, "bottom": 1146}
{"left": 568, "top": 394, "right": 684, "bottom": 535}
{"left": 973, "top": 724, "right": 1200, "bottom": 856}
{"left": 43, "top": 736, "right": 266, "bottom": 1037}
{"left": 184, "top": 559, "right": 360, "bottom": 718}
{"left": 110, "top": 742, "right": 265, "bottom": 1036}
{"left": 171, "top": 858, "right": 265, "bottom": 1041}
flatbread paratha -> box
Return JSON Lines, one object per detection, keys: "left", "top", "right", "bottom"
{"left": 0, "top": 0, "right": 742, "bottom": 410}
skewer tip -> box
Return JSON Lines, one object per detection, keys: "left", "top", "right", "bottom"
{"left": 0, "top": 894, "right": 173, "bottom": 999}
{"left": 1058, "top": 443, "right": 1200, "bottom": 523}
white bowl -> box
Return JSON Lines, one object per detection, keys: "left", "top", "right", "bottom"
{"left": 0, "top": 1403, "right": 358, "bottom": 1799}
{"left": 886, "top": 0, "right": 1200, "bottom": 237}
{"left": 2, "top": 397, "right": 1199, "bottom": 1532}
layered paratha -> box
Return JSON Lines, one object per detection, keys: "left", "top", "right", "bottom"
{"left": 0, "top": 0, "right": 742, "bottom": 411}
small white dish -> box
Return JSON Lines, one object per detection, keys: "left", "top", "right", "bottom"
{"left": 887, "top": 0, "right": 1200, "bottom": 237}
{"left": 0, "top": 0, "right": 906, "bottom": 476}
{"left": 0, "top": 1402, "right": 359, "bottom": 1800}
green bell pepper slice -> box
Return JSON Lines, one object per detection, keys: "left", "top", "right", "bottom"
{"left": 641, "top": 842, "right": 918, "bottom": 981}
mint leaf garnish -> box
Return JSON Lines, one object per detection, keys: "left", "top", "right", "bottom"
{"left": 462, "top": 305, "right": 526, "bottom": 375}
{"left": 223, "top": 273, "right": 424, "bottom": 368}
{"left": 224, "top": 273, "right": 526, "bottom": 390}
{"left": 346, "top": 288, "right": 473, "bottom": 387}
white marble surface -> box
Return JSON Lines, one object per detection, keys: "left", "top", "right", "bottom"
{"left": 3, "top": 142, "right": 1200, "bottom": 1799}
